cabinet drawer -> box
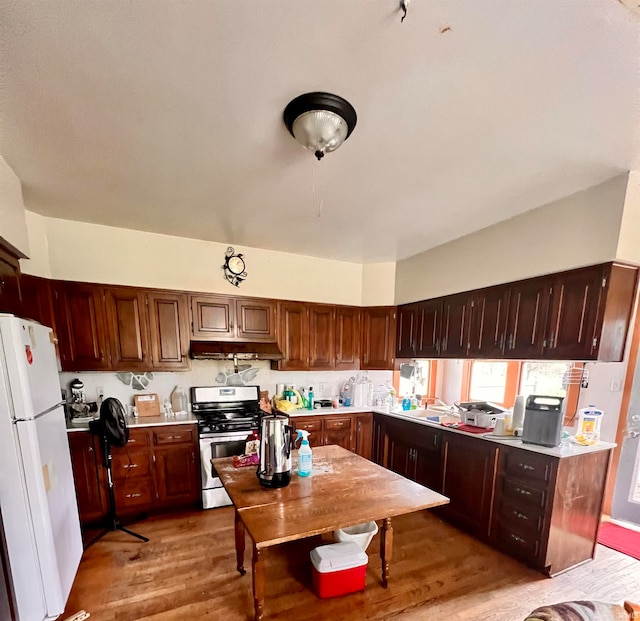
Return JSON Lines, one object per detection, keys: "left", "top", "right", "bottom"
{"left": 499, "top": 500, "right": 544, "bottom": 534}
{"left": 496, "top": 523, "right": 540, "bottom": 559}
{"left": 115, "top": 478, "right": 155, "bottom": 509}
{"left": 112, "top": 452, "right": 152, "bottom": 479}
{"left": 294, "top": 419, "right": 323, "bottom": 433}
{"left": 123, "top": 429, "right": 150, "bottom": 449}
{"left": 502, "top": 478, "right": 547, "bottom": 509}
{"left": 503, "top": 451, "right": 552, "bottom": 484}
{"left": 153, "top": 427, "right": 195, "bottom": 445}
{"left": 324, "top": 417, "right": 351, "bottom": 431}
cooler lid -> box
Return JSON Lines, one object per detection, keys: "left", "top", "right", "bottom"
{"left": 310, "top": 542, "right": 368, "bottom": 573}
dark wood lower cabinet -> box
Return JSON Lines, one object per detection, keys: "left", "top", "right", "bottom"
{"left": 372, "top": 413, "right": 612, "bottom": 576}
{"left": 68, "top": 423, "right": 201, "bottom": 525}
{"left": 291, "top": 412, "right": 373, "bottom": 457}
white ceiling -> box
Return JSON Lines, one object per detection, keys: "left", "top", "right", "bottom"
{"left": 1, "top": 1, "right": 638, "bottom": 263}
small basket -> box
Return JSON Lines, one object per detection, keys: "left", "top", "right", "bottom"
{"left": 334, "top": 521, "right": 379, "bottom": 551}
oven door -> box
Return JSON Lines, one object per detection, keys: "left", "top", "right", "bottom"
{"left": 199, "top": 431, "right": 250, "bottom": 509}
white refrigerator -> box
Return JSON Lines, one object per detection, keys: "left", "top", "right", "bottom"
{"left": 0, "top": 314, "right": 83, "bottom": 620}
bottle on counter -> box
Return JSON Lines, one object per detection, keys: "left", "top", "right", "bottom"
{"left": 387, "top": 387, "right": 397, "bottom": 412}
{"left": 296, "top": 430, "right": 312, "bottom": 477}
{"left": 171, "top": 386, "right": 188, "bottom": 415}
{"left": 410, "top": 396, "right": 418, "bottom": 410}
{"left": 308, "top": 387, "right": 314, "bottom": 410}
{"left": 402, "top": 395, "right": 411, "bottom": 411}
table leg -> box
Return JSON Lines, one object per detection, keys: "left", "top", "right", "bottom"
{"left": 234, "top": 509, "right": 246, "bottom": 576}
{"left": 252, "top": 544, "right": 265, "bottom": 621}
{"left": 380, "top": 517, "right": 393, "bottom": 588}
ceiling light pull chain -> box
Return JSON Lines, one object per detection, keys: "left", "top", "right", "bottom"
{"left": 311, "top": 158, "right": 324, "bottom": 218}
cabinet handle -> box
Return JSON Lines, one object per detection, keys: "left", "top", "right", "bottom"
{"left": 548, "top": 331, "right": 555, "bottom": 348}
{"left": 515, "top": 487, "right": 532, "bottom": 496}
{"left": 508, "top": 334, "right": 514, "bottom": 349}
{"left": 510, "top": 533, "right": 525, "bottom": 544}
{"left": 518, "top": 463, "right": 535, "bottom": 471}
{"left": 334, "top": 422, "right": 343, "bottom": 427}
{"left": 88, "top": 446, "right": 93, "bottom": 453}
{"left": 513, "top": 510, "right": 529, "bottom": 521}
{"left": 125, "top": 492, "right": 142, "bottom": 499}
{"left": 123, "top": 464, "right": 138, "bottom": 469}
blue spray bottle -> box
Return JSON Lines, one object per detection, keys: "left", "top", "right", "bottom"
{"left": 296, "top": 430, "right": 312, "bottom": 477}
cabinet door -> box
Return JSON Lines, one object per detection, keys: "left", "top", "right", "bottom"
{"left": 361, "top": 306, "right": 396, "bottom": 370}
{"left": 505, "top": 277, "right": 551, "bottom": 359}
{"left": 413, "top": 429, "right": 442, "bottom": 492}
{"left": 335, "top": 306, "right": 361, "bottom": 370}
{"left": 416, "top": 298, "right": 443, "bottom": 358}
{"left": 468, "top": 286, "right": 510, "bottom": 358}
{"left": 68, "top": 432, "right": 106, "bottom": 524}
{"left": 371, "top": 414, "right": 386, "bottom": 466}
{"left": 147, "top": 291, "right": 190, "bottom": 370}
{"left": 235, "top": 298, "right": 277, "bottom": 342}
{"left": 441, "top": 434, "right": 499, "bottom": 539}
{"left": 292, "top": 417, "right": 324, "bottom": 448}
{"left": 277, "top": 301, "right": 309, "bottom": 370}
{"left": 190, "top": 294, "right": 234, "bottom": 339}
{"left": 155, "top": 446, "right": 200, "bottom": 507}
{"left": 396, "top": 304, "right": 418, "bottom": 358}
{"left": 387, "top": 436, "right": 413, "bottom": 479}
{"left": 324, "top": 417, "right": 353, "bottom": 451}
{"left": 545, "top": 267, "right": 604, "bottom": 360}
{"left": 55, "top": 282, "right": 111, "bottom": 370}
{"left": 104, "top": 287, "right": 150, "bottom": 371}
{"left": 309, "top": 304, "right": 336, "bottom": 370}
{"left": 0, "top": 248, "right": 21, "bottom": 315}
{"left": 355, "top": 414, "right": 373, "bottom": 460}
{"left": 441, "top": 293, "right": 470, "bottom": 357}
{"left": 18, "top": 275, "right": 55, "bottom": 330}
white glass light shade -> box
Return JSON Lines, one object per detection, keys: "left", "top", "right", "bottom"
{"left": 291, "top": 110, "right": 349, "bottom": 157}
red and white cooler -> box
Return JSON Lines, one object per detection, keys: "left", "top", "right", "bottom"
{"left": 310, "top": 542, "right": 368, "bottom": 598}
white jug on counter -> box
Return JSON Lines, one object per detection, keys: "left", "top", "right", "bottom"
{"left": 352, "top": 374, "right": 373, "bottom": 407}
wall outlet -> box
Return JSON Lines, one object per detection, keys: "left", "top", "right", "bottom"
{"left": 319, "top": 382, "right": 325, "bottom": 395}
{"left": 97, "top": 386, "right": 105, "bottom": 400}
{"left": 610, "top": 379, "right": 622, "bottom": 392}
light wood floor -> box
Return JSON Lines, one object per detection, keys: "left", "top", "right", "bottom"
{"left": 64, "top": 508, "right": 640, "bottom": 621}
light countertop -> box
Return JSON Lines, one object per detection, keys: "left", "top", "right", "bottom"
{"left": 66, "top": 412, "right": 199, "bottom": 432}
{"left": 372, "top": 409, "right": 615, "bottom": 459}
{"left": 285, "top": 406, "right": 374, "bottom": 418}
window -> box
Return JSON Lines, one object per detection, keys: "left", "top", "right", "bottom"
{"left": 395, "top": 360, "right": 437, "bottom": 402}
{"left": 467, "top": 361, "right": 508, "bottom": 403}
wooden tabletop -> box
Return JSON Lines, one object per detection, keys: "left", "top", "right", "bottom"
{"left": 214, "top": 445, "right": 449, "bottom": 549}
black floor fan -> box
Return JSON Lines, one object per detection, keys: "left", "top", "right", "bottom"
{"left": 86, "top": 398, "right": 149, "bottom": 548}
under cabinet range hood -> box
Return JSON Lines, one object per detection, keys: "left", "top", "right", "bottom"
{"left": 190, "top": 341, "right": 284, "bottom": 361}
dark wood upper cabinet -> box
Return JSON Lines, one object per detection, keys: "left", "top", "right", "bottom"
{"left": 309, "top": 304, "right": 336, "bottom": 370}
{"left": 361, "top": 306, "right": 396, "bottom": 370}
{"left": 277, "top": 301, "right": 310, "bottom": 370}
{"left": 396, "top": 303, "right": 418, "bottom": 358}
{"left": 416, "top": 299, "right": 443, "bottom": 358}
{"left": 335, "top": 306, "right": 361, "bottom": 370}
{"left": 441, "top": 293, "right": 470, "bottom": 358}
{"left": 0, "top": 246, "right": 22, "bottom": 316}
{"left": 104, "top": 287, "right": 150, "bottom": 371}
{"left": 54, "top": 282, "right": 111, "bottom": 371}
{"left": 468, "top": 286, "right": 510, "bottom": 358}
{"left": 190, "top": 295, "right": 234, "bottom": 339}
{"left": 147, "top": 291, "right": 190, "bottom": 370}
{"left": 235, "top": 298, "right": 276, "bottom": 342}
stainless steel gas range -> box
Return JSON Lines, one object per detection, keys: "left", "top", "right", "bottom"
{"left": 191, "top": 385, "right": 261, "bottom": 509}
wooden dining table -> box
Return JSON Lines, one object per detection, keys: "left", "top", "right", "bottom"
{"left": 213, "top": 444, "right": 449, "bottom": 621}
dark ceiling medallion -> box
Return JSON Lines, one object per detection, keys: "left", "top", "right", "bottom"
{"left": 283, "top": 92, "right": 357, "bottom": 160}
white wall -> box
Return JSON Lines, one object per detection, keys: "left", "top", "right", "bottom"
{"left": 21, "top": 214, "right": 365, "bottom": 305}
{"left": 361, "top": 262, "right": 396, "bottom": 306}
{"left": 617, "top": 171, "right": 640, "bottom": 266}
{"left": 0, "top": 155, "right": 30, "bottom": 257}
{"left": 395, "top": 175, "right": 629, "bottom": 305}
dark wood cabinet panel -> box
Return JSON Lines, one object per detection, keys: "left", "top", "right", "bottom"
{"left": 396, "top": 303, "right": 418, "bottom": 358}
{"left": 104, "top": 287, "right": 150, "bottom": 371}
{"left": 504, "top": 277, "right": 550, "bottom": 359}
{"left": 190, "top": 294, "right": 234, "bottom": 339}
{"left": 147, "top": 291, "right": 190, "bottom": 370}
{"left": 55, "top": 282, "right": 111, "bottom": 371}
{"left": 291, "top": 414, "right": 357, "bottom": 453}
{"left": 309, "top": 304, "right": 336, "bottom": 370}
{"left": 335, "top": 306, "right": 361, "bottom": 370}
{"left": 277, "top": 301, "right": 309, "bottom": 370}
{"left": 416, "top": 299, "right": 442, "bottom": 358}
{"left": 235, "top": 298, "right": 276, "bottom": 342}
{"left": 355, "top": 413, "right": 373, "bottom": 460}
{"left": 441, "top": 433, "right": 498, "bottom": 539}
{"left": 68, "top": 432, "right": 107, "bottom": 524}
{"left": 155, "top": 445, "right": 200, "bottom": 506}
{"left": 441, "top": 293, "right": 470, "bottom": 357}
{"left": 18, "top": 274, "right": 55, "bottom": 330}
{"left": 468, "top": 286, "right": 510, "bottom": 358}
{"left": 0, "top": 247, "right": 21, "bottom": 315}
{"left": 361, "top": 306, "right": 396, "bottom": 370}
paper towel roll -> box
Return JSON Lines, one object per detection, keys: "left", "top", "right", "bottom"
{"left": 512, "top": 395, "right": 525, "bottom": 430}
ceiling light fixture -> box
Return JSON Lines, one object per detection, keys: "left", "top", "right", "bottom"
{"left": 283, "top": 92, "right": 357, "bottom": 161}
